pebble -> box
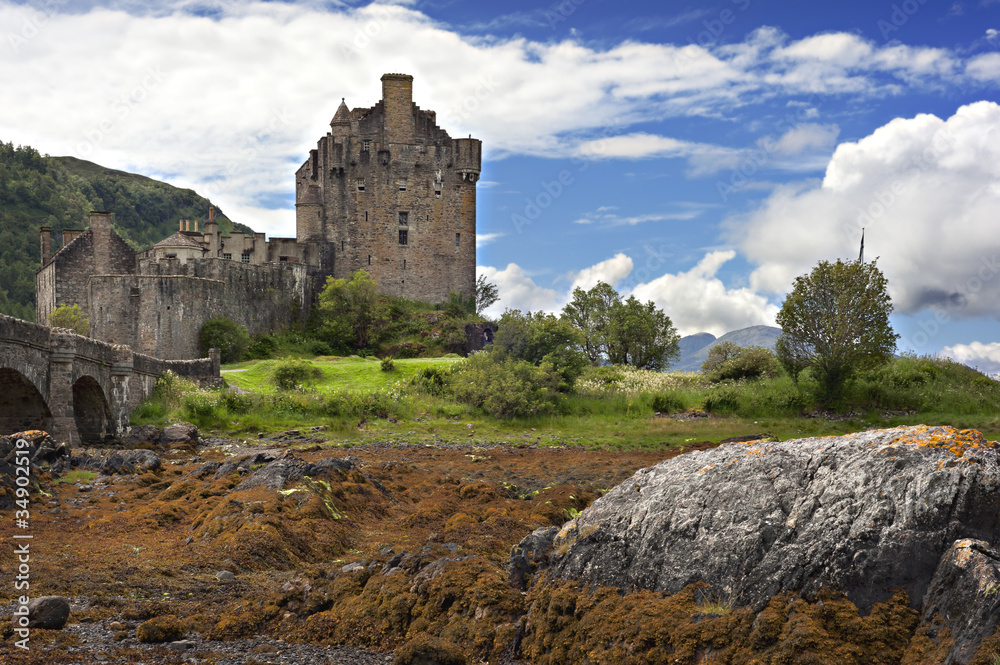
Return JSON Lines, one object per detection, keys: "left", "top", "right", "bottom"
{"left": 216, "top": 570, "right": 236, "bottom": 582}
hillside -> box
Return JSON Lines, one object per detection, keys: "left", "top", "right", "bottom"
{"left": 0, "top": 141, "right": 253, "bottom": 321}
{"left": 674, "top": 324, "right": 782, "bottom": 371}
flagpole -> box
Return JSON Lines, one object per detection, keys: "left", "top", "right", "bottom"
{"left": 859, "top": 227, "right": 865, "bottom": 263}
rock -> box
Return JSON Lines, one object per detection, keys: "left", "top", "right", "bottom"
{"left": 120, "top": 425, "right": 162, "bottom": 449}
{"left": 107, "top": 621, "right": 125, "bottom": 631}
{"left": 543, "top": 426, "right": 1000, "bottom": 618}
{"left": 216, "top": 570, "right": 236, "bottom": 583}
{"left": 160, "top": 422, "right": 199, "bottom": 446}
{"left": 0, "top": 431, "right": 68, "bottom": 509}
{"left": 233, "top": 454, "right": 355, "bottom": 491}
{"left": 166, "top": 639, "right": 197, "bottom": 650}
{"left": 508, "top": 526, "right": 557, "bottom": 591}
{"left": 342, "top": 562, "right": 364, "bottom": 573}
{"left": 26, "top": 596, "right": 70, "bottom": 629}
{"left": 393, "top": 633, "right": 467, "bottom": 665}
{"left": 917, "top": 539, "right": 1000, "bottom": 663}
{"left": 71, "top": 449, "right": 160, "bottom": 475}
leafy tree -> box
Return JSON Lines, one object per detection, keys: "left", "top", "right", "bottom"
{"left": 450, "top": 353, "right": 562, "bottom": 418}
{"left": 199, "top": 317, "right": 250, "bottom": 363}
{"left": 605, "top": 296, "right": 680, "bottom": 371}
{"left": 492, "top": 309, "right": 587, "bottom": 390}
{"left": 776, "top": 259, "right": 898, "bottom": 403}
{"left": 561, "top": 281, "right": 619, "bottom": 365}
{"left": 48, "top": 303, "right": 89, "bottom": 334}
{"left": 701, "top": 341, "right": 742, "bottom": 375}
{"left": 705, "top": 345, "right": 780, "bottom": 383}
{"left": 475, "top": 274, "right": 499, "bottom": 315}
{"left": 318, "top": 269, "right": 390, "bottom": 351}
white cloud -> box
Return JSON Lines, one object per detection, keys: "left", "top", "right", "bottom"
{"left": 567, "top": 253, "right": 634, "bottom": 292}
{"left": 0, "top": 3, "right": 992, "bottom": 238}
{"left": 939, "top": 341, "right": 1000, "bottom": 376}
{"left": 572, "top": 209, "right": 700, "bottom": 227}
{"left": 764, "top": 123, "right": 840, "bottom": 156}
{"left": 735, "top": 101, "right": 1000, "bottom": 319}
{"left": 967, "top": 52, "right": 1000, "bottom": 83}
{"left": 629, "top": 251, "right": 779, "bottom": 337}
{"left": 476, "top": 263, "right": 561, "bottom": 318}
{"left": 476, "top": 232, "right": 504, "bottom": 247}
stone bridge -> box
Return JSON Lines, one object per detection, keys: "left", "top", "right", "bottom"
{"left": 0, "top": 314, "right": 219, "bottom": 447}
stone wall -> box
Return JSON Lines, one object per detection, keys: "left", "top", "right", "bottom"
{"left": 90, "top": 257, "right": 310, "bottom": 360}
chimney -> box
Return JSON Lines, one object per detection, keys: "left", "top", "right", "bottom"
{"left": 179, "top": 220, "right": 183, "bottom": 232}
{"left": 89, "top": 211, "right": 111, "bottom": 232}
{"left": 194, "top": 219, "right": 199, "bottom": 232}
{"left": 209, "top": 206, "right": 215, "bottom": 220}
{"left": 62, "top": 229, "right": 83, "bottom": 245}
{"left": 185, "top": 220, "right": 190, "bottom": 232}
{"left": 40, "top": 227, "right": 51, "bottom": 265}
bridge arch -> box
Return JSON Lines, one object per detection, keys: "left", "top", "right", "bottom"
{"left": 0, "top": 368, "right": 53, "bottom": 435}
{"left": 72, "top": 375, "right": 111, "bottom": 445}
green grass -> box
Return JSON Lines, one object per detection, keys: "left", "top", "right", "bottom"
{"left": 221, "top": 355, "right": 464, "bottom": 394}
{"left": 134, "top": 354, "right": 1000, "bottom": 449}
{"left": 58, "top": 470, "right": 97, "bottom": 484}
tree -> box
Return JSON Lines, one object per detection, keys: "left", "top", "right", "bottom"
{"left": 561, "top": 281, "right": 619, "bottom": 365}
{"left": 605, "top": 296, "right": 681, "bottom": 370}
{"left": 475, "top": 274, "right": 499, "bottom": 315}
{"left": 199, "top": 317, "right": 250, "bottom": 363}
{"left": 49, "top": 303, "right": 89, "bottom": 334}
{"left": 318, "top": 269, "right": 390, "bottom": 351}
{"left": 701, "top": 341, "right": 742, "bottom": 375}
{"left": 776, "top": 259, "right": 898, "bottom": 402}
{"left": 491, "top": 309, "right": 588, "bottom": 390}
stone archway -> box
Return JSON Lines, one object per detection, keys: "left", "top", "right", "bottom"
{"left": 72, "top": 376, "right": 110, "bottom": 445}
{"left": 0, "top": 368, "right": 53, "bottom": 435}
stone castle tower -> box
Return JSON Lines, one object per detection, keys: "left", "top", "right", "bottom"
{"left": 295, "top": 73, "right": 481, "bottom": 302}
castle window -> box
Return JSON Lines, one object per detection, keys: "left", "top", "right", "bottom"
{"left": 403, "top": 259, "right": 407, "bottom": 270}
{"left": 356, "top": 178, "right": 365, "bottom": 191}
{"left": 368, "top": 255, "right": 372, "bottom": 266}
{"left": 435, "top": 186, "right": 441, "bottom": 197}
{"left": 398, "top": 212, "right": 408, "bottom": 226}
{"left": 341, "top": 241, "right": 345, "bottom": 251}
{"left": 398, "top": 178, "right": 407, "bottom": 191}
{"left": 399, "top": 230, "right": 408, "bottom": 246}
{"left": 241, "top": 252, "right": 251, "bottom": 263}
{"left": 363, "top": 140, "right": 370, "bottom": 152}
{"left": 279, "top": 256, "right": 288, "bottom": 262}
{"left": 223, "top": 253, "right": 232, "bottom": 260}
{"left": 455, "top": 232, "right": 460, "bottom": 247}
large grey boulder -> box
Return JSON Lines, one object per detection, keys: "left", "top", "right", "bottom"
{"left": 541, "top": 426, "right": 1000, "bottom": 616}
{"left": 27, "top": 596, "right": 70, "bottom": 629}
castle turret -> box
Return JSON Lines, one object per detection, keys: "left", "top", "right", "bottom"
{"left": 330, "top": 98, "right": 351, "bottom": 138}
{"left": 40, "top": 226, "right": 51, "bottom": 265}
{"left": 381, "top": 73, "right": 414, "bottom": 144}
{"left": 296, "top": 183, "right": 323, "bottom": 242}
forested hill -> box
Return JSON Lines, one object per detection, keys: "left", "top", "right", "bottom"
{"left": 0, "top": 142, "right": 254, "bottom": 321}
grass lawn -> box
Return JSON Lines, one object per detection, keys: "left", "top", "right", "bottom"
{"left": 221, "top": 355, "right": 465, "bottom": 394}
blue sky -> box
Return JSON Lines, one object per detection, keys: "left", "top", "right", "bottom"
{"left": 1, "top": 0, "right": 999, "bottom": 371}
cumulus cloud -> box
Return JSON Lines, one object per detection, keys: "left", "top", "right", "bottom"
{"left": 939, "top": 341, "right": 1000, "bottom": 376}
{"left": 734, "top": 101, "right": 1000, "bottom": 319}
{"left": 478, "top": 250, "right": 779, "bottom": 336}
{"left": 476, "top": 233, "right": 504, "bottom": 247}
{"left": 0, "top": 2, "right": 994, "bottom": 238}
{"left": 629, "top": 251, "right": 779, "bottom": 337}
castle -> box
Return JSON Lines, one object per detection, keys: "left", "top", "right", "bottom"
{"left": 35, "top": 74, "right": 481, "bottom": 359}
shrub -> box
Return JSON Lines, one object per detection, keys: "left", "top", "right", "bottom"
{"left": 388, "top": 341, "right": 426, "bottom": 359}
{"left": 271, "top": 357, "right": 322, "bottom": 390}
{"left": 136, "top": 615, "right": 187, "bottom": 643}
{"left": 200, "top": 317, "right": 250, "bottom": 363}
{"left": 48, "top": 303, "right": 89, "bottom": 334}
{"left": 650, "top": 392, "right": 684, "bottom": 414}
{"left": 308, "top": 340, "right": 334, "bottom": 356}
{"left": 711, "top": 347, "right": 781, "bottom": 383}
{"left": 245, "top": 334, "right": 278, "bottom": 360}
{"left": 412, "top": 366, "right": 448, "bottom": 395}
{"left": 701, "top": 342, "right": 742, "bottom": 375}
{"left": 381, "top": 357, "right": 396, "bottom": 372}
{"left": 450, "top": 353, "right": 561, "bottom": 418}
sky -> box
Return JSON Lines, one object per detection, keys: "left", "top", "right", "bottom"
{"left": 2, "top": 0, "right": 999, "bottom": 373}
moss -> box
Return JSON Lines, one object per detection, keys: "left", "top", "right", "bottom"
{"left": 135, "top": 615, "right": 187, "bottom": 643}
{"left": 393, "top": 633, "right": 467, "bottom": 665}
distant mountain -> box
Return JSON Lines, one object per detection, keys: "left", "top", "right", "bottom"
{"left": 0, "top": 141, "right": 254, "bottom": 320}
{"left": 673, "top": 325, "right": 783, "bottom": 372}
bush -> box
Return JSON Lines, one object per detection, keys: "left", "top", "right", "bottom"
{"left": 703, "top": 378, "right": 805, "bottom": 417}
{"left": 200, "top": 317, "right": 250, "bottom": 363}
{"left": 271, "top": 357, "right": 322, "bottom": 390}
{"left": 48, "top": 303, "right": 89, "bottom": 334}
{"left": 308, "top": 340, "right": 334, "bottom": 356}
{"left": 650, "top": 392, "right": 685, "bottom": 414}
{"left": 450, "top": 353, "right": 561, "bottom": 419}
{"left": 710, "top": 347, "right": 781, "bottom": 383}
{"left": 412, "top": 366, "right": 448, "bottom": 395}
{"left": 245, "top": 334, "right": 278, "bottom": 360}
{"left": 387, "top": 341, "right": 426, "bottom": 359}
{"left": 381, "top": 357, "right": 395, "bottom": 372}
